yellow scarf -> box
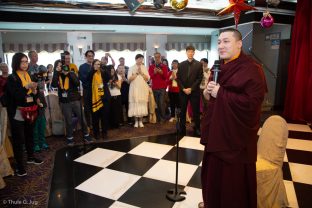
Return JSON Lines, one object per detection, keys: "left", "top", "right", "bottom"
{"left": 59, "top": 75, "right": 69, "bottom": 90}
{"left": 16, "top": 70, "right": 32, "bottom": 94}
{"left": 92, "top": 70, "right": 104, "bottom": 112}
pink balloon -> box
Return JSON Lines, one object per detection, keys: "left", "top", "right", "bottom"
{"left": 261, "top": 14, "right": 274, "bottom": 28}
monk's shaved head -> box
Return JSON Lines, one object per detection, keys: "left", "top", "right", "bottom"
{"left": 219, "top": 28, "right": 242, "bottom": 41}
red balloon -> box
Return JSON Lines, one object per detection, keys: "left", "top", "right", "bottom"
{"left": 261, "top": 13, "right": 274, "bottom": 28}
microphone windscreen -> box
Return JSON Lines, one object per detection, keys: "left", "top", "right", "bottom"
{"left": 214, "top": 60, "right": 220, "bottom": 68}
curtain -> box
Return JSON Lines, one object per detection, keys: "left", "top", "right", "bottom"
{"left": 283, "top": 0, "right": 312, "bottom": 123}
{"left": 92, "top": 42, "right": 146, "bottom": 51}
{"left": 166, "top": 42, "right": 209, "bottom": 51}
{"left": 2, "top": 43, "right": 67, "bottom": 53}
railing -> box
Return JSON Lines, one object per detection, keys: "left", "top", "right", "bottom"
{"left": 248, "top": 47, "right": 277, "bottom": 79}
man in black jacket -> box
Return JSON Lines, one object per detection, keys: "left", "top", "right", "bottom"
{"left": 177, "top": 45, "right": 203, "bottom": 137}
{"left": 51, "top": 61, "right": 93, "bottom": 145}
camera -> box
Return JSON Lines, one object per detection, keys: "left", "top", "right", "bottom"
{"left": 153, "top": 0, "right": 167, "bottom": 9}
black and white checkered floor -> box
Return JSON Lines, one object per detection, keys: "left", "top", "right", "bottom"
{"left": 49, "top": 123, "right": 312, "bottom": 208}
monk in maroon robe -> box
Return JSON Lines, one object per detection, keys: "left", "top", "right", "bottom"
{"left": 200, "top": 28, "right": 267, "bottom": 208}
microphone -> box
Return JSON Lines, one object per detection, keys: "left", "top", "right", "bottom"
{"left": 212, "top": 60, "right": 221, "bottom": 83}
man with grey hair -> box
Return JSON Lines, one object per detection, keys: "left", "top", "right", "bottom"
{"left": 28, "top": 51, "right": 39, "bottom": 76}
{"left": 148, "top": 52, "right": 168, "bottom": 123}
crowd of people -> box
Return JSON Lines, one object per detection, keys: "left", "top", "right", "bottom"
{"left": 0, "top": 46, "right": 211, "bottom": 177}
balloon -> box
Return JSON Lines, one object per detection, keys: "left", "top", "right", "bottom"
{"left": 170, "top": 0, "right": 188, "bottom": 11}
{"left": 261, "top": 11, "right": 274, "bottom": 28}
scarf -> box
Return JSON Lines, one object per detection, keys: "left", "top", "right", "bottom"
{"left": 92, "top": 70, "right": 104, "bottom": 112}
{"left": 59, "top": 75, "right": 69, "bottom": 90}
{"left": 16, "top": 70, "right": 32, "bottom": 94}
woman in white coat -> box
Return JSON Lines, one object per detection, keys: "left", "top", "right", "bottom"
{"left": 128, "top": 54, "right": 150, "bottom": 128}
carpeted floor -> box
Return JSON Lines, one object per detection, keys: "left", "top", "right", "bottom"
{"left": 0, "top": 121, "right": 185, "bottom": 208}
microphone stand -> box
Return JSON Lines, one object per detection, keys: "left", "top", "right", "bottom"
{"left": 166, "top": 108, "right": 186, "bottom": 202}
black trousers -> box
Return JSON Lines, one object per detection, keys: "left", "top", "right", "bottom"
{"left": 168, "top": 92, "right": 180, "bottom": 117}
{"left": 92, "top": 105, "right": 109, "bottom": 138}
{"left": 83, "top": 89, "right": 92, "bottom": 128}
{"left": 10, "top": 118, "right": 35, "bottom": 170}
{"left": 109, "top": 95, "right": 123, "bottom": 128}
{"left": 179, "top": 91, "right": 200, "bottom": 133}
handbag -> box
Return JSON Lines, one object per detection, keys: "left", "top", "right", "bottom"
{"left": 19, "top": 105, "right": 38, "bottom": 123}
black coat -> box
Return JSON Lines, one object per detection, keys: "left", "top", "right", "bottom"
{"left": 51, "top": 71, "right": 81, "bottom": 103}
{"left": 177, "top": 59, "right": 203, "bottom": 93}
{"left": 6, "top": 72, "right": 38, "bottom": 119}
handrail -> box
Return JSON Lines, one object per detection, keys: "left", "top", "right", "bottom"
{"left": 248, "top": 47, "right": 277, "bottom": 79}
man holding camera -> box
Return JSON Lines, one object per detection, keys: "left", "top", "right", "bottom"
{"left": 63, "top": 51, "right": 79, "bottom": 75}
{"left": 51, "top": 60, "right": 93, "bottom": 145}
{"left": 101, "top": 53, "right": 115, "bottom": 69}
{"left": 148, "top": 52, "right": 168, "bottom": 123}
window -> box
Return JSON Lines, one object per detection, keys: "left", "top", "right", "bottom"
{"left": 4, "top": 50, "right": 64, "bottom": 73}
{"left": 166, "top": 50, "right": 209, "bottom": 69}
{"left": 95, "top": 50, "right": 146, "bottom": 68}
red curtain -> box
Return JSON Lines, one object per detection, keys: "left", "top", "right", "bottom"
{"left": 283, "top": 0, "right": 312, "bottom": 123}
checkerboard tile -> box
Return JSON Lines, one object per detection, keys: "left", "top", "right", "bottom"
{"left": 49, "top": 122, "right": 312, "bottom": 208}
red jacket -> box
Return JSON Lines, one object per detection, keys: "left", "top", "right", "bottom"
{"left": 167, "top": 70, "right": 179, "bottom": 93}
{"left": 148, "top": 63, "right": 168, "bottom": 90}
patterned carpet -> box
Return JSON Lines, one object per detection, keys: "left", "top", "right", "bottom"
{"left": 0, "top": 122, "right": 179, "bottom": 208}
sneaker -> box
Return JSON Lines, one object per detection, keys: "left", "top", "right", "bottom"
{"left": 27, "top": 157, "right": 44, "bottom": 165}
{"left": 84, "top": 135, "right": 94, "bottom": 143}
{"left": 34, "top": 145, "right": 41, "bottom": 152}
{"left": 41, "top": 143, "right": 49, "bottom": 150}
{"left": 16, "top": 168, "right": 27, "bottom": 177}
{"left": 169, "top": 117, "right": 175, "bottom": 122}
{"left": 134, "top": 121, "right": 138, "bottom": 128}
{"left": 67, "top": 138, "right": 74, "bottom": 146}
{"left": 139, "top": 121, "right": 144, "bottom": 128}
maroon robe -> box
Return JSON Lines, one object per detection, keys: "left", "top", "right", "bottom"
{"left": 200, "top": 52, "right": 267, "bottom": 208}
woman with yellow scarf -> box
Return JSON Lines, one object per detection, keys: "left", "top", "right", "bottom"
{"left": 5, "top": 52, "right": 43, "bottom": 177}
{"left": 87, "top": 59, "right": 111, "bottom": 140}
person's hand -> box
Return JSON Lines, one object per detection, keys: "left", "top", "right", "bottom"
{"left": 138, "top": 67, "right": 142, "bottom": 74}
{"left": 206, "top": 81, "right": 217, "bottom": 94}
{"left": 206, "top": 81, "right": 219, "bottom": 98}
{"left": 183, "top": 88, "right": 192, "bottom": 95}
{"left": 26, "top": 82, "right": 37, "bottom": 91}
{"left": 211, "top": 84, "right": 220, "bottom": 98}
{"left": 105, "top": 53, "right": 111, "bottom": 58}
{"left": 172, "top": 73, "right": 176, "bottom": 79}
{"left": 63, "top": 71, "right": 69, "bottom": 76}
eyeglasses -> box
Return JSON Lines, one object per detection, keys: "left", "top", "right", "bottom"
{"left": 21, "top": 60, "right": 28, "bottom": 64}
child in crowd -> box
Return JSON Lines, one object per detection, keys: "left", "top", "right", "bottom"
{"left": 108, "top": 65, "right": 123, "bottom": 128}
{"left": 167, "top": 60, "right": 180, "bottom": 122}
{"left": 33, "top": 65, "right": 49, "bottom": 152}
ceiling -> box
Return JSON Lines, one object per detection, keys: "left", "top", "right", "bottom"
{"left": 0, "top": 0, "right": 296, "bottom": 35}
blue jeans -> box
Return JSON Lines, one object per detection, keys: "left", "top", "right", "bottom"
{"left": 153, "top": 88, "right": 166, "bottom": 122}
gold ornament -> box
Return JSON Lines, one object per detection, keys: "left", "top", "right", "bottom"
{"left": 170, "top": 0, "right": 188, "bottom": 11}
